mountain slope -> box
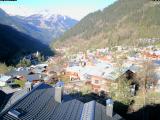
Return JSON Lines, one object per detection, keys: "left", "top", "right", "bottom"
{"left": 53, "top": 0, "right": 160, "bottom": 51}
{"left": 0, "top": 8, "right": 26, "bottom": 33}
{"left": 13, "top": 14, "right": 78, "bottom": 43}
{"left": 0, "top": 24, "right": 53, "bottom": 65}
{"left": 0, "top": 8, "right": 78, "bottom": 44}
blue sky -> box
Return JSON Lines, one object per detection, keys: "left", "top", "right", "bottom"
{"left": 0, "top": 0, "right": 117, "bottom": 20}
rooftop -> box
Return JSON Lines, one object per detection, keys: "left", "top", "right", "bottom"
{"left": 0, "top": 75, "right": 11, "bottom": 82}
{"left": 0, "top": 83, "right": 122, "bottom": 120}
{"left": 0, "top": 89, "right": 28, "bottom": 113}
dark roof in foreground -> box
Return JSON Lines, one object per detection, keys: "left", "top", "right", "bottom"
{"left": 0, "top": 83, "right": 123, "bottom": 120}
{"left": 0, "top": 88, "right": 28, "bottom": 113}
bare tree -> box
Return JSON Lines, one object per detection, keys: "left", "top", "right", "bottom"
{"left": 138, "top": 60, "right": 157, "bottom": 92}
{"left": 137, "top": 60, "right": 157, "bottom": 106}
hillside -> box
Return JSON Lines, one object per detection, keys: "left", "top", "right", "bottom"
{"left": 0, "top": 8, "right": 78, "bottom": 44}
{"left": 53, "top": 0, "right": 160, "bottom": 52}
{"left": 13, "top": 14, "right": 78, "bottom": 44}
{"left": 0, "top": 24, "right": 53, "bottom": 65}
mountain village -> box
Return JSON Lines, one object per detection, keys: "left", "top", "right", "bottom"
{"left": 1, "top": 0, "right": 160, "bottom": 119}
{"left": 0, "top": 44, "right": 160, "bottom": 120}
{"left": 1, "top": 45, "right": 160, "bottom": 101}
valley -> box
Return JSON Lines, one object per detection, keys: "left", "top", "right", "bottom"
{"left": 0, "top": 0, "right": 160, "bottom": 120}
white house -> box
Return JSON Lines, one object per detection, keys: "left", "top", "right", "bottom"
{"left": 0, "top": 75, "right": 12, "bottom": 87}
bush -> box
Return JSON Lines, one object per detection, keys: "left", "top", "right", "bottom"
{"left": 15, "top": 79, "right": 26, "bottom": 88}
{"left": 0, "top": 63, "right": 11, "bottom": 74}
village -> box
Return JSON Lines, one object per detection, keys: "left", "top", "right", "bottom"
{"left": 53, "top": 45, "right": 160, "bottom": 94}
{"left": 0, "top": 45, "right": 160, "bottom": 120}
{"left": 1, "top": 45, "right": 160, "bottom": 108}
{"left": 1, "top": 46, "right": 160, "bottom": 92}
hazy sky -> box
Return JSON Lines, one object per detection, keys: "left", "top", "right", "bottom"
{"left": 0, "top": 0, "right": 117, "bottom": 20}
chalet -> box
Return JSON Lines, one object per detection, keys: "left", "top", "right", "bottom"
{"left": 89, "top": 74, "right": 117, "bottom": 94}
{"left": 116, "top": 69, "right": 139, "bottom": 96}
{"left": 65, "top": 66, "right": 81, "bottom": 81}
{"left": 26, "top": 74, "right": 43, "bottom": 83}
{"left": 90, "top": 64, "right": 140, "bottom": 94}
{"left": 6, "top": 68, "right": 30, "bottom": 80}
{"left": 90, "top": 75, "right": 108, "bottom": 93}
{"left": 117, "top": 70, "right": 136, "bottom": 81}
{"left": 0, "top": 82, "right": 123, "bottom": 120}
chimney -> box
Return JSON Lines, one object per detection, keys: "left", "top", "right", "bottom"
{"left": 54, "top": 81, "right": 64, "bottom": 103}
{"left": 106, "top": 99, "right": 113, "bottom": 117}
{"left": 25, "top": 81, "right": 33, "bottom": 92}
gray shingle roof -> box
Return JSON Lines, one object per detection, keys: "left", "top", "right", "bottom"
{"left": 6, "top": 69, "right": 30, "bottom": 77}
{"left": 26, "top": 74, "right": 41, "bottom": 82}
{"left": 1, "top": 89, "right": 28, "bottom": 113}
{"left": 0, "top": 83, "right": 123, "bottom": 120}
{"left": 50, "top": 99, "right": 83, "bottom": 120}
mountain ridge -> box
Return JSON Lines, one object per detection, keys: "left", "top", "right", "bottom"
{"left": 0, "top": 23, "right": 53, "bottom": 65}
{"left": 0, "top": 8, "right": 78, "bottom": 44}
{"left": 53, "top": 0, "right": 160, "bottom": 52}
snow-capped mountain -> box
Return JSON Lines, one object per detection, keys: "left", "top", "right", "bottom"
{"left": 23, "top": 14, "right": 77, "bottom": 30}
{"left": 0, "top": 8, "right": 78, "bottom": 44}
{"left": 13, "top": 13, "right": 78, "bottom": 44}
{"left": 14, "top": 14, "right": 78, "bottom": 43}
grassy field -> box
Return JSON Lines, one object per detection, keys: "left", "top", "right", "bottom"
{"left": 133, "top": 90, "right": 160, "bottom": 111}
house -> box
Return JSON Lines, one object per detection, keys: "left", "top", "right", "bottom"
{"left": 65, "top": 66, "right": 81, "bottom": 81}
{"left": 30, "top": 64, "right": 48, "bottom": 74}
{"left": 6, "top": 68, "right": 30, "bottom": 80}
{"left": 0, "top": 83, "right": 123, "bottom": 120}
{"left": 115, "top": 69, "right": 139, "bottom": 96}
{"left": 0, "top": 75, "right": 12, "bottom": 87}
{"left": 26, "top": 74, "right": 43, "bottom": 83}
{"left": 90, "top": 75, "right": 106, "bottom": 93}
{"left": 90, "top": 75, "right": 113, "bottom": 93}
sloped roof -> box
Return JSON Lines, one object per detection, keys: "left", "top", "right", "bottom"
{"left": 49, "top": 99, "right": 83, "bottom": 120}
{"left": 0, "top": 90, "right": 6, "bottom": 109}
{"left": 6, "top": 69, "right": 30, "bottom": 77}
{"left": 26, "top": 74, "right": 41, "bottom": 82}
{"left": 35, "top": 64, "right": 48, "bottom": 68}
{"left": 0, "top": 83, "right": 122, "bottom": 120}
{"left": 0, "top": 75, "right": 11, "bottom": 82}
{"left": 1, "top": 89, "right": 28, "bottom": 113}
